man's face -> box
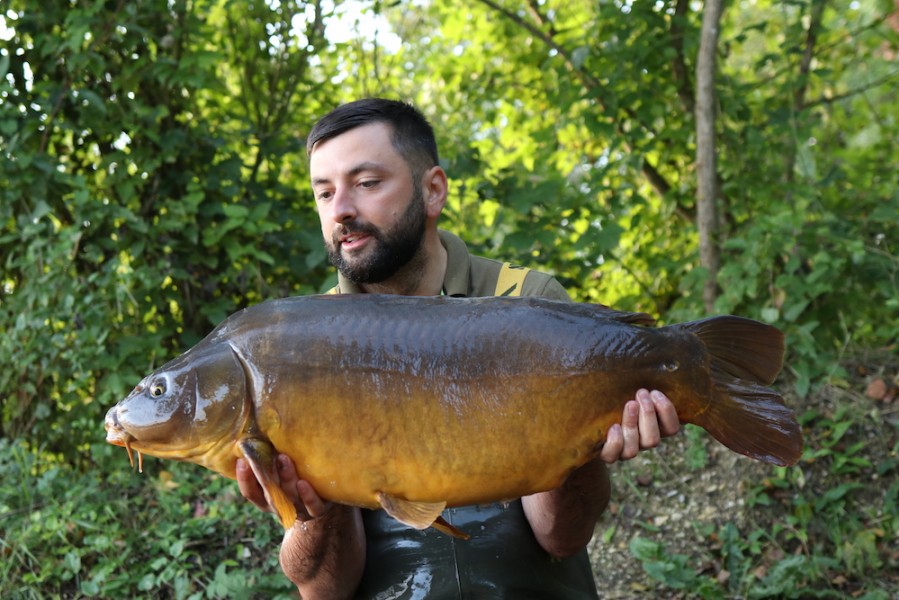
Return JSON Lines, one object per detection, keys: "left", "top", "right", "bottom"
{"left": 310, "top": 122, "right": 426, "bottom": 284}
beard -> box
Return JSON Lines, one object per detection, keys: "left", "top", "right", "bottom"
{"left": 326, "top": 185, "right": 427, "bottom": 285}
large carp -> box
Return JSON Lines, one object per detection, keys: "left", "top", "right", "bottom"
{"left": 105, "top": 294, "right": 802, "bottom": 536}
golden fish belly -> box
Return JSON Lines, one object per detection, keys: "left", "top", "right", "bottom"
{"left": 262, "top": 370, "right": 628, "bottom": 508}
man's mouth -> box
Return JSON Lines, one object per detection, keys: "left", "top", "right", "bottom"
{"left": 337, "top": 230, "right": 374, "bottom": 251}
{"left": 342, "top": 234, "right": 365, "bottom": 244}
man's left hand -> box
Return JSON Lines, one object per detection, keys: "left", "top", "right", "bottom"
{"left": 599, "top": 389, "right": 680, "bottom": 464}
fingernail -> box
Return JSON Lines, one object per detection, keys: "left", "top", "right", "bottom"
{"left": 651, "top": 390, "right": 666, "bottom": 402}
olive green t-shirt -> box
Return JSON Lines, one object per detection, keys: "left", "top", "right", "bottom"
{"left": 330, "top": 230, "right": 571, "bottom": 302}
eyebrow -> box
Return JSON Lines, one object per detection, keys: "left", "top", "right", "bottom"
{"left": 311, "top": 161, "right": 387, "bottom": 187}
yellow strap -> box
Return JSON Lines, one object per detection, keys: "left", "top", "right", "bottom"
{"left": 494, "top": 262, "right": 530, "bottom": 297}
{"left": 326, "top": 265, "right": 530, "bottom": 296}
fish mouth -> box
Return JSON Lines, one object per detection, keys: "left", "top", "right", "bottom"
{"left": 105, "top": 408, "right": 144, "bottom": 473}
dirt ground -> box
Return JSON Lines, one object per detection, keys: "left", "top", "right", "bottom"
{"left": 588, "top": 431, "right": 772, "bottom": 596}
{"left": 586, "top": 372, "right": 899, "bottom": 598}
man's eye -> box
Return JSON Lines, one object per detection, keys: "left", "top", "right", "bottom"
{"left": 359, "top": 180, "right": 379, "bottom": 189}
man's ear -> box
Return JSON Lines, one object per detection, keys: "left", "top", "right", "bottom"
{"left": 422, "top": 165, "right": 448, "bottom": 218}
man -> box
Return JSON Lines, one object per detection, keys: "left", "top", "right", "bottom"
{"left": 237, "top": 99, "right": 680, "bottom": 599}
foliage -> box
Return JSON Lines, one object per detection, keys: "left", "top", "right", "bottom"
{"left": 0, "top": 0, "right": 897, "bottom": 596}
{"left": 381, "top": 0, "right": 899, "bottom": 379}
{"left": 0, "top": 0, "right": 337, "bottom": 452}
{"left": 0, "top": 438, "right": 295, "bottom": 599}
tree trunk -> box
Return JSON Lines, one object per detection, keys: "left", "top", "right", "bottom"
{"left": 695, "top": 0, "right": 724, "bottom": 313}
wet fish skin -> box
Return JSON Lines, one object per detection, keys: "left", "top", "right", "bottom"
{"left": 105, "top": 294, "right": 802, "bottom": 533}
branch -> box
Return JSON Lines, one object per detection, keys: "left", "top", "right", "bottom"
{"left": 474, "top": 0, "right": 678, "bottom": 208}
{"left": 804, "top": 68, "right": 899, "bottom": 109}
{"left": 670, "top": 0, "right": 695, "bottom": 115}
{"left": 793, "top": 0, "right": 828, "bottom": 111}
{"left": 780, "top": 0, "right": 828, "bottom": 187}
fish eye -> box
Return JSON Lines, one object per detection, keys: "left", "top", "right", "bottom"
{"left": 149, "top": 381, "right": 167, "bottom": 398}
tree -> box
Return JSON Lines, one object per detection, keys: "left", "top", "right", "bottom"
{"left": 696, "top": 0, "right": 724, "bottom": 312}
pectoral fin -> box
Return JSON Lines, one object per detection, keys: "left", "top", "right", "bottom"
{"left": 377, "top": 492, "right": 449, "bottom": 531}
{"left": 238, "top": 438, "right": 298, "bottom": 529}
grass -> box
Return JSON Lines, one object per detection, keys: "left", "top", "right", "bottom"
{"left": 1, "top": 360, "right": 896, "bottom": 598}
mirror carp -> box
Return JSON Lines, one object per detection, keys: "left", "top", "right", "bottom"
{"left": 105, "top": 294, "right": 802, "bottom": 536}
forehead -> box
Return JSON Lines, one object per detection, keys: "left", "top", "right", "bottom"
{"left": 309, "top": 122, "right": 404, "bottom": 176}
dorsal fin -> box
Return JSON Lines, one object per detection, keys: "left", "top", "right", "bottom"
{"left": 591, "top": 303, "right": 656, "bottom": 326}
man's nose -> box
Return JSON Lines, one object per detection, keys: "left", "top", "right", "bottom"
{"left": 331, "top": 187, "right": 357, "bottom": 223}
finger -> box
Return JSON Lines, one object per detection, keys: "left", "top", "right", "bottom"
{"left": 620, "top": 399, "right": 641, "bottom": 460}
{"left": 636, "top": 389, "right": 662, "bottom": 450}
{"left": 235, "top": 458, "right": 271, "bottom": 513}
{"left": 276, "top": 455, "right": 302, "bottom": 505}
{"left": 650, "top": 390, "right": 680, "bottom": 437}
{"left": 600, "top": 424, "right": 624, "bottom": 464}
{"left": 296, "top": 480, "right": 333, "bottom": 520}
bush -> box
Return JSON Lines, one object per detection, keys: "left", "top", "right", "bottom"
{"left": 0, "top": 438, "right": 295, "bottom": 599}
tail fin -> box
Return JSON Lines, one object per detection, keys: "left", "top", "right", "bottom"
{"left": 694, "top": 371, "right": 803, "bottom": 466}
{"left": 685, "top": 316, "right": 784, "bottom": 384}
{"left": 684, "top": 317, "right": 802, "bottom": 466}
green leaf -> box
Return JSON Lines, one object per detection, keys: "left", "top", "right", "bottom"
{"left": 222, "top": 203, "right": 250, "bottom": 219}
{"left": 78, "top": 89, "right": 107, "bottom": 115}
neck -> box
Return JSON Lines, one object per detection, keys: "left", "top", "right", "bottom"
{"left": 360, "top": 228, "right": 447, "bottom": 296}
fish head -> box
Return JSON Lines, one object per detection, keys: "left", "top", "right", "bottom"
{"left": 104, "top": 343, "right": 249, "bottom": 474}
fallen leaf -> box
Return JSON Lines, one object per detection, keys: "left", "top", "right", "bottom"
{"left": 866, "top": 378, "right": 887, "bottom": 400}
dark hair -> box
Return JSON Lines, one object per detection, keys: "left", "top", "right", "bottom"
{"left": 306, "top": 98, "right": 439, "bottom": 176}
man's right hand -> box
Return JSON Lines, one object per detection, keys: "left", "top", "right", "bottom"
{"left": 236, "top": 454, "right": 332, "bottom": 522}
{"left": 237, "top": 453, "right": 367, "bottom": 596}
